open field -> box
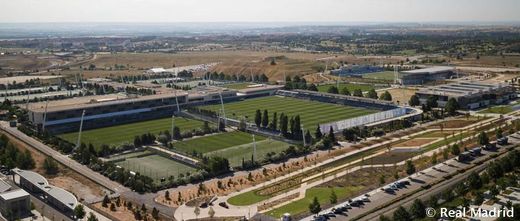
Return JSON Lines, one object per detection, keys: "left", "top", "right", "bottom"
{"left": 205, "top": 139, "right": 292, "bottom": 167}
{"left": 414, "top": 131, "right": 453, "bottom": 138}
{"left": 365, "top": 152, "right": 416, "bottom": 165}
{"left": 377, "top": 88, "right": 418, "bottom": 105}
{"left": 427, "top": 117, "right": 484, "bottom": 129}
{"left": 391, "top": 138, "right": 437, "bottom": 147}
{"left": 199, "top": 96, "right": 378, "bottom": 131}
{"left": 115, "top": 153, "right": 197, "bottom": 183}
{"left": 362, "top": 71, "right": 396, "bottom": 81}
{"left": 316, "top": 83, "right": 376, "bottom": 93}
{"left": 479, "top": 104, "right": 516, "bottom": 114}
{"left": 58, "top": 117, "right": 206, "bottom": 148}
{"left": 172, "top": 131, "right": 265, "bottom": 154}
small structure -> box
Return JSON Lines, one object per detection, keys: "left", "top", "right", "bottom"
{"left": 0, "top": 180, "right": 30, "bottom": 220}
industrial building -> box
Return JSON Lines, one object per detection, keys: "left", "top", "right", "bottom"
{"left": 12, "top": 169, "right": 78, "bottom": 214}
{"left": 0, "top": 180, "right": 31, "bottom": 220}
{"left": 415, "top": 81, "right": 516, "bottom": 109}
{"left": 398, "top": 66, "right": 455, "bottom": 85}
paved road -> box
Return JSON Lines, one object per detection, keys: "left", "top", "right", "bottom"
{"left": 305, "top": 141, "right": 518, "bottom": 221}
{"left": 0, "top": 122, "right": 175, "bottom": 220}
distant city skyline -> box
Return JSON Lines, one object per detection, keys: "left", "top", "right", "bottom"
{"left": 1, "top": 0, "right": 520, "bottom": 23}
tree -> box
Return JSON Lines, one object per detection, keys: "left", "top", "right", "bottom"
{"left": 254, "top": 109, "right": 262, "bottom": 127}
{"left": 426, "top": 96, "right": 438, "bottom": 110}
{"left": 43, "top": 157, "right": 59, "bottom": 175}
{"left": 152, "top": 207, "right": 160, "bottom": 219}
{"left": 87, "top": 212, "right": 99, "bottom": 221}
{"left": 172, "top": 126, "right": 182, "bottom": 140}
{"left": 262, "top": 110, "right": 269, "bottom": 128}
{"left": 393, "top": 206, "right": 412, "bottom": 221}
{"left": 366, "top": 89, "right": 378, "bottom": 99}
{"left": 380, "top": 91, "right": 392, "bottom": 101}
{"left": 451, "top": 144, "right": 460, "bottom": 156}
{"left": 202, "top": 121, "right": 211, "bottom": 134}
{"left": 409, "top": 199, "right": 426, "bottom": 219}
{"left": 271, "top": 112, "right": 278, "bottom": 130}
{"left": 305, "top": 130, "right": 312, "bottom": 145}
{"left": 341, "top": 87, "right": 351, "bottom": 96}
{"left": 445, "top": 98, "right": 460, "bottom": 115}
{"left": 330, "top": 189, "right": 337, "bottom": 204}
{"left": 102, "top": 195, "right": 110, "bottom": 207}
{"left": 409, "top": 95, "right": 420, "bottom": 106}
{"left": 327, "top": 86, "right": 339, "bottom": 94}
{"left": 328, "top": 126, "right": 336, "bottom": 144}
{"left": 405, "top": 160, "right": 416, "bottom": 175}
{"left": 379, "top": 215, "right": 391, "bottom": 221}
{"left": 467, "top": 172, "right": 482, "bottom": 190}
{"left": 473, "top": 194, "right": 484, "bottom": 205}
{"left": 208, "top": 206, "right": 215, "bottom": 218}
{"left": 165, "top": 190, "right": 171, "bottom": 201}
{"left": 280, "top": 114, "right": 289, "bottom": 137}
{"left": 379, "top": 175, "right": 386, "bottom": 185}
{"left": 74, "top": 204, "right": 86, "bottom": 219}
{"left": 110, "top": 203, "right": 116, "bottom": 211}
{"left": 308, "top": 84, "right": 318, "bottom": 91}
{"left": 430, "top": 152, "right": 437, "bottom": 165}
{"left": 496, "top": 127, "right": 503, "bottom": 139}
{"left": 194, "top": 206, "right": 200, "bottom": 219}
{"left": 478, "top": 132, "right": 489, "bottom": 145}
{"left": 353, "top": 89, "right": 363, "bottom": 97}
{"left": 309, "top": 196, "right": 321, "bottom": 214}
{"left": 315, "top": 125, "right": 323, "bottom": 140}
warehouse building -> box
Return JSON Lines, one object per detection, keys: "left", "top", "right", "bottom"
{"left": 415, "top": 81, "right": 515, "bottom": 109}
{"left": 398, "top": 66, "right": 455, "bottom": 85}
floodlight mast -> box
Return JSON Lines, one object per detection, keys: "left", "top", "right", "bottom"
{"left": 219, "top": 92, "right": 226, "bottom": 126}
{"left": 42, "top": 99, "right": 49, "bottom": 132}
{"left": 301, "top": 124, "right": 306, "bottom": 146}
{"left": 76, "top": 110, "right": 86, "bottom": 149}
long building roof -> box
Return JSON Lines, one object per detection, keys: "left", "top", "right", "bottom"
{"left": 401, "top": 66, "right": 455, "bottom": 75}
{"left": 417, "top": 81, "right": 511, "bottom": 97}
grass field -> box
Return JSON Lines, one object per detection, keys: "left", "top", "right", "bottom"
{"left": 199, "top": 96, "right": 377, "bottom": 131}
{"left": 479, "top": 104, "right": 516, "bottom": 114}
{"left": 172, "top": 131, "right": 265, "bottom": 154}
{"left": 362, "top": 71, "right": 396, "bottom": 81}
{"left": 206, "top": 139, "right": 291, "bottom": 167}
{"left": 115, "top": 153, "right": 198, "bottom": 183}
{"left": 59, "top": 117, "right": 206, "bottom": 149}
{"left": 316, "top": 83, "right": 375, "bottom": 93}
{"left": 266, "top": 186, "right": 363, "bottom": 218}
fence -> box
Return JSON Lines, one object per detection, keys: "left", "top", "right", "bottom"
{"left": 319, "top": 107, "right": 409, "bottom": 133}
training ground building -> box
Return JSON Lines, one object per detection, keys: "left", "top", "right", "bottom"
{"left": 415, "top": 81, "right": 515, "bottom": 110}
{"left": 25, "top": 85, "right": 283, "bottom": 134}
{"left": 398, "top": 66, "right": 455, "bottom": 85}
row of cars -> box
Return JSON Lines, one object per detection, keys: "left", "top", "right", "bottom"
{"left": 457, "top": 137, "right": 508, "bottom": 162}
{"left": 311, "top": 195, "right": 371, "bottom": 221}
{"left": 380, "top": 180, "right": 411, "bottom": 194}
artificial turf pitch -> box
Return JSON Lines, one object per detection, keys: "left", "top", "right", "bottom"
{"left": 58, "top": 117, "right": 206, "bottom": 148}
{"left": 199, "top": 96, "right": 378, "bottom": 131}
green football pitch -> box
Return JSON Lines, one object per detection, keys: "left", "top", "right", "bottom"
{"left": 172, "top": 131, "right": 291, "bottom": 167}
{"left": 58, "top": 117, "right": 206, "bottom": 148}
{"left": 199, "top": 96, "right": 378, "bottom": 131}
{"left": 115, "top": 153, "right": 197, "bottom": 183}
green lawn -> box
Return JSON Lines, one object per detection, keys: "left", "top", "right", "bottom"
{"left": 199, "top": 96, "right": 377, "bottom": 131}
{"left": 222, "top": 83, "right": 254, "bottom": 90}
{"left": 228, "top": 190, "right": 272, "bottom": 206}
{"left": 206, "top": 139, "right": 291, "bottom": 167}
{"left": 172, "top": 131, "right": 266, "bottom": 154}
{"left": 362, "top": 71, "right": 396, "bottom": 81}
{"left": 266, "top": 186, "right": 363, "bottom": 218}
{"left": 115, "top": 154, "right": 198, "bottom": 183}
{"left": 317, "top": 83, "right": 375, "bottom": 93}
{"left": 58, "top": 117, "right": 206, "bottom": 149}
{"left": 479, "top": 105, "right": 515, "bottom": 114}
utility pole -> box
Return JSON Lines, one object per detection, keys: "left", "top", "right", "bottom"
{"left": 252, "top": 134, "right": 257, "bottom": 162}
{"left": 76, "top": 110, "right": 86, "bottom": 149}
{"left": 42, "top": 99, "right": 49, "bottom": 132}
{"left": 219, "top": 92, "right": 226, "bottom": 125}
{"left": 301, "top": 124, "right": 306, "bottom": 146}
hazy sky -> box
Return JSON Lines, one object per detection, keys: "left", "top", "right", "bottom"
{"left": 1, "top": 0, "right": 519, "bottom": 23}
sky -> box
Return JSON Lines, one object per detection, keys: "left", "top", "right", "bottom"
{"left": 1, "top": 0, "right": 519, "bottom": 23}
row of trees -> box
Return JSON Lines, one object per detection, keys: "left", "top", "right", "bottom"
{"left": 253, "top": 109, "right": 307, "bottom": 140}
{"left": 204, "top": 71, "right": 269, "bottom": 83}
{"left": 0, "top": 134, "right": 35, "bottom": 170}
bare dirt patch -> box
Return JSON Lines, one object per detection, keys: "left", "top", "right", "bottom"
{"left": 428, "top": 118, "right": 481, "bottom": 129}
{"left": 378, "top": 88, "right": 418, "bottom": 106}
{"left": 364, "top": 152, "right": 416, "bottom": 165}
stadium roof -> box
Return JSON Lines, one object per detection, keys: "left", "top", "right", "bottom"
{"left": 401, "top": 66, "right": 455, "bottom": 74}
